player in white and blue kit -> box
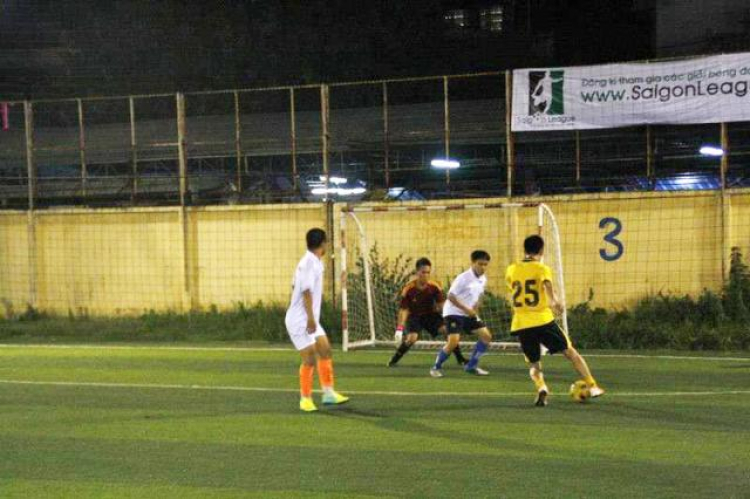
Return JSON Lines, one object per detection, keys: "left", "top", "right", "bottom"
{"left": 431, "top": 250, "right": 493, "bottom": 377}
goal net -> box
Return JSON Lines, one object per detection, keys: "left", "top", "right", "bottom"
{"left": 340, "top": 202, "right": 567, "bottom": 351}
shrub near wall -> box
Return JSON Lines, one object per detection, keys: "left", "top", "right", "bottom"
{"left": 568, "top": 248, "right": 750, "bottom": 350}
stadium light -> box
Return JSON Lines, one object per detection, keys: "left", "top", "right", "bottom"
{"left": 673, "top": 175, "right": 700, "bottom": 186}
{"left": 430, "top": 159, "right": 461, "bottom": 169}
{"left": 318, "top": 175, "right": 348, "bottom": 185}
{"left": 311, "top": 187, "right": 366, "bottom": 196}
{"left": 699, "top": 146, "right": 724, "bottom": 157}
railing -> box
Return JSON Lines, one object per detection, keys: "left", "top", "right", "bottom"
{"left": 1, "top": 70, "right": 748, "bottom": 211}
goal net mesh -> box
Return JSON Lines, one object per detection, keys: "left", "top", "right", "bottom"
{"left": 341, "top": 203, "right": 566, "bottom": 350}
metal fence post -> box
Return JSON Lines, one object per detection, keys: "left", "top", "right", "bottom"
{"left": 176, "top": 92, "right": 196, "bottom": 310}
{"left": 443, "top": 76, "right": 451, "bottom": 189}
{"left": 575, "top": 131, "right": 581, "bottom": 185}
{"left": 505, "top": 71, "right": 514, "bottom": 198}
{"left": 24, "top": 100, "right": 37, "bottom": 309}
{"left": 129, "top": 97, "right": 138, "bottom": 202}
{"left": 176, "top": 93, "right": 190, "bottom": 206}
{"left": 290, "top": 88, "right": 298, "bottom": 193}
{"left": 720, "top": 122, "right": 728, "bottom": 192}
{"left": 321, "top": 85, "right": 330, "bottom": 193}
{"left": 720, "top": 122, "right": 730, "bottom": 282}
{"left": 234, "top": 90, "right": 243, "bottom": 193}
{"left": 77, "top": 98, "right": 87, "bottom": 199}
{"left": 382, "top": 81, "right": 390, "bottom": 189}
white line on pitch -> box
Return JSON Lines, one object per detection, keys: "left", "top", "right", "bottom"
{"left": 0, "top": 344, "right": 749, "bottom": 362}
{"left": 0, "top": 344, "right": 294, "bottom": 353}
{"left": 0, "top": 379, "right": 748, "bottom": 398}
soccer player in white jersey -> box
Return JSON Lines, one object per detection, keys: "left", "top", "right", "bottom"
{"left": 431, "top": 250, "right": 493, "bottom": 377}
{"left": 285, "top": 228, "right": 349, "bottom": 412}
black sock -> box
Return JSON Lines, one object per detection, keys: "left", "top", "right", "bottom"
{"left": 389, "top": 342, "right": 412, "bottom": 365}
{"left": 453, "top": 345, "right": 468, "bottom": 364}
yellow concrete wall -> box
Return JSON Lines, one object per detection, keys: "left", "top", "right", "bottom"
{"left": 339, "top": 191, "right": 730, "bottom": 309}
{"left": 188, "top": 204, "right": 327, "bottom": 309}
{"left": 0, "top": 212, "right": 30, "bottom": 316}
{"left": 33, "top": 209, "right": 185, "bottom": 315}
{"left": 0, "top": 204, "right": 328, "bottom": 316}
{"left": 0, "top": 191, "right": 746, "bottom": 316}
{"left": 728, "top": 189, "right": 750, "bottom": 265}
{"left": 542, "top": 191, "right": 723, "bottom": 307}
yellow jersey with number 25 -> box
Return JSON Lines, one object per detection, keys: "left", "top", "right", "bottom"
{"left": 505, "top": 260, "right": 556, "bottom": 332}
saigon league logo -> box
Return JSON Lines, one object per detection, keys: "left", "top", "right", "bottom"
{"left": 529, "top": 70, "right": 565, "bottom": 116}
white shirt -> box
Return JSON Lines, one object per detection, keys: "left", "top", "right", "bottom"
{"left": 443, "top": 268, "right": 487, "bottom": 317}
{"left": 286, "top": 251, "right": 324, "bottom": 326}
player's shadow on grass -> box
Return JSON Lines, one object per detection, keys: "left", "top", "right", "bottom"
{"left": 316, "top": 394, "right": 526, "bottom": 422}
{"left": 372, "top": 415, "right": 545, "bottom": 454}
{"left": 591, "top": 398, "right": 742, "bottom": 430}
{"left": 317, "top": 405, "right": 391, "bottom": 419}
{"left": 367, "top": 364, "right": 521, "bottom": 379}
{"left": 721, "top": 363, "right": 750, "bottom": 370}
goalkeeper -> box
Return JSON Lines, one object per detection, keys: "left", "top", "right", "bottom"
{"left": 387, "top": 258, "right": 467, "bottom": 367}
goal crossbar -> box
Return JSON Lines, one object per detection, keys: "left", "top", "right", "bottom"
{"left": 340, "top": 202, "right": 567, "bottom": 352}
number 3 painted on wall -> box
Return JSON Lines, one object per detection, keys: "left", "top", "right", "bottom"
{"left": 599, "top": 217, "right": 624, "bottom": 261}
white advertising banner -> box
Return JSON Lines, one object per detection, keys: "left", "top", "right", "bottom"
{"left": 512, "top": 53, "right": 750, "bottom": 131}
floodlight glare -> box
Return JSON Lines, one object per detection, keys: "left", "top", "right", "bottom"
{"left": 430, "top": 159, "right": 460, "bottom": 169}
{"left": 318, "top": 175, "right": 348, "bottom": 185}
{"left": 699, "top": 146, "right": 724, "bottom": 157}
{"left": 311, "top": 187, "right": 366, "bottom": 196}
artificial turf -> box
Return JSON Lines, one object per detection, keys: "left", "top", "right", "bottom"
{"left": 0, "top": 345, "right": 748, "bottom": 498}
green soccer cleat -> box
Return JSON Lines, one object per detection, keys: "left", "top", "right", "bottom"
{"left": 322, "top": 391, "right": 350, "bottom": 405}
{"left": 299, "top": 397, "right": 318, "bottom": 412}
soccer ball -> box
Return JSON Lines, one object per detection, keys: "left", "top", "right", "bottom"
{"left": 569, "top": 380, "right": 591, "bottom": 403}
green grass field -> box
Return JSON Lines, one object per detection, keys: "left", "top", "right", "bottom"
{"left": 1, "top": 344, "right": 749, "bottom": 498}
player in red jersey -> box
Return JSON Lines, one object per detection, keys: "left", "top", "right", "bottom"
{"left": 387, "top": 258, "right": 467, "bottom": 367}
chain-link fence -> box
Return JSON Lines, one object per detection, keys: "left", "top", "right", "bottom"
{"left": 1, "top": 70, "right": 748, "bottom": 210}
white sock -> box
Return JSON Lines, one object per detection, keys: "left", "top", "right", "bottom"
{"left": 323, "top": 386, "right": 335, "bottom": 396}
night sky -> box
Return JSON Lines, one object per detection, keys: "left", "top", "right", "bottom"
{"left": 0, "top": 1, "right": 746, "bottom": 99}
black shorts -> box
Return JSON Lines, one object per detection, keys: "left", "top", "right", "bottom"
{"left": 444, "top": 315, "right": 487, "bottom": 335}
{"left": 406, "top": 312, "right": 444, "bottom": 337}
{"left": 513, "top": 321, "right": 571, "bottom": 363}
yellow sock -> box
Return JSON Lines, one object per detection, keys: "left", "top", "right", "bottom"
{"left": 584, "top": 375, "right": 597, "bottom": 387}
{"left": 533, "top": 377, "right": 547, "bottom": 391}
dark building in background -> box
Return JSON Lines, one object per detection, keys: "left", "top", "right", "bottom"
{"left": 1, "top": 0, "right": 749, "bottom": 206}
{"left": 653, "top": 0, "right": 750, "bottom": 57}
{"left": 2, "top": 0, "right": 657, "bottom": 99}
{"left": 10, "top": 1, "right": 750, "bottom": 99}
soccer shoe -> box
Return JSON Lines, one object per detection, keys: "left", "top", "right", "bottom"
{"left": 464, "top": 366, "right": 489, "bottom": 376}
{"left": 322, "top": 391, "right": 350, "bottom": 405}
{"left": 535, "top": 389, "right": 548, "bottom": 407}
{"left": 589, "top": 385, "right": 605, "bottom": 398}
{"left": 387, "top": 359, "right": 398, "bottom": 367}
{"left": 429, "top": 368, "right": 444, "bottom": 378}
{"left": 300, "top": 397, "right": 318, "bottom": 412}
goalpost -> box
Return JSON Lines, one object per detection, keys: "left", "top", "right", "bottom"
{"left": 340, "top": 202, "right": 568, "bottom": 351}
